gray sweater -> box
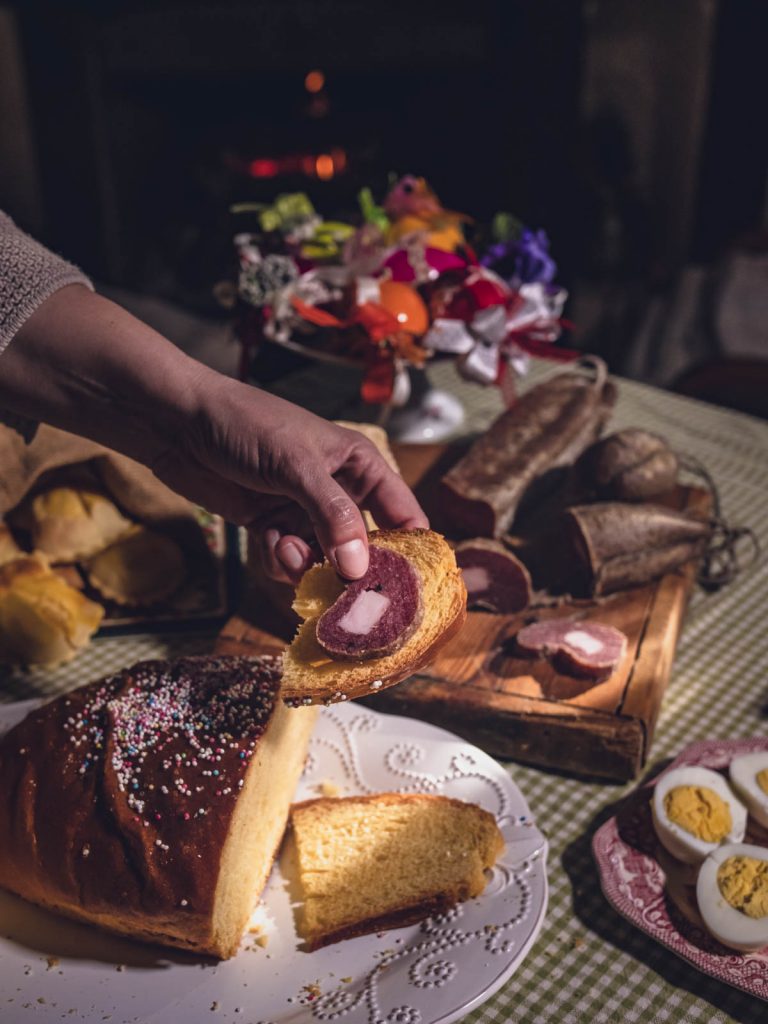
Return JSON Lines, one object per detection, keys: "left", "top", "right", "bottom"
{"left": 0, "top": 211, "right": 92, "bottom": 437}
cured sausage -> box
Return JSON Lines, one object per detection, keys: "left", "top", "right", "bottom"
{"left": 566, "top": 502, "right": 711, "bottom": 596}
{"left": 455, "top": 539, "right": 531, "bottom": 613}
{"left": 577, "top": 428, "right": 679, "bottom": 501}
{"left": 516, "top": 618, "right": 627, "bottom": 677}
{"left": 315, "top": 546, "right": 423, "bottom": 659}
{"left": 441, "top": 358, "right": 615, "bottom": 538}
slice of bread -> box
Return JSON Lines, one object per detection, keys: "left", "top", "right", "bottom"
{"left": 284, "top": 793, "right": 505, "bottom": 950}
{"left": 281, "top": 528, "right": 466, "bottom": 705}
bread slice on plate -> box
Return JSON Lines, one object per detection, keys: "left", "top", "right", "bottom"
{"left": 281, "top": 528, "right": 466, "bottom": 705}
{"left": 284, "top": 793, "right": 505, "bottom": 950}
{"left": 0, "top": 654, "right": 318, "bottom": 958}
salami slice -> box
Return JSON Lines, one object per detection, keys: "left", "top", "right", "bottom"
{"left": 316, "top": 546, "right": 423, "bottom": 660}
{"left": 455, "top": 539, "right": 531, "bottom": 613}
{"left": 516, "top": 618, "right": 627, "bottom": 677}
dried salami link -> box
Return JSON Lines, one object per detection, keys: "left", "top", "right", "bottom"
{"left": 455, "top": 538, "right": 531, "bottom": 613}
{"left": 441, "top": 358, "right": 615, "bottom": 538}
{"left": 576, "top": 428, "right": 679, "bottom": 501}
{"left": 516, "top": 618, "right": 628, "bottom": 677}
{"left": 316, "top": 546, "right": 423, "bottom": 660}
{"left": 565, "top": 502, "right": 711, "bottom": 596}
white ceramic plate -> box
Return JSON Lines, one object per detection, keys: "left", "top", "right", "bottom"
{"left": 0, "top": 700, "right": 548, "bottom": 1024}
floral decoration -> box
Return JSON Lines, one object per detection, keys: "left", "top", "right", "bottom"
{"left": 226, "top": 176, "right": 577, "bottom": 404}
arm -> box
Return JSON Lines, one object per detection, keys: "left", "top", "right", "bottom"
{"left": 0, "top": 258, "right": 427, "bottom": 582}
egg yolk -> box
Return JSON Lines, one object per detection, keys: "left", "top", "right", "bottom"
{"left": 756, "top": 768, "right": 768, "bottom": 795}
{"left": 663, "top": 785, "right": 732, "bottom": 841}
{"left": 717, "top": 856, "right": 768, "bottom": 918}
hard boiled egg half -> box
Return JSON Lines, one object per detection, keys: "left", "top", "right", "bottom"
{"left": 697, "top": 843, "right": 768, "bottom": 951}
{"left": 652, "top": 766, "right": 747, "bottom": 865}
{"left": 729, "top": 752, "right": 768, "bottom": 829}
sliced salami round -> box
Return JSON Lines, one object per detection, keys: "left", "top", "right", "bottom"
{"left": 516, "top": 618, "right": 627, "bottom": 677}
{"left": 315, "top": 545, "right": 423, "bottom": 660}
{"left": 455, "top": 539, "right": 531, "bottom": 614}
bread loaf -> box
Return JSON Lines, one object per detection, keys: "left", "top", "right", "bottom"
{"left": 282, "top": 529, "right": 466, "bottom": 705}
{"left": 0, "top": 553, "right": 104, "bottom": 666}
{"left": 285, "top": 793, "right": 505, "bottom": 950}
{"left": 26, "top": 487, "right": 133, "bottom": 562}
{"left": 0, "top": 654, "right": 318, "bottom": 958}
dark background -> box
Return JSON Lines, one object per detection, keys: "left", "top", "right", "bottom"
{"left": 1, "top": 0, "right": 766, "bottom": 411}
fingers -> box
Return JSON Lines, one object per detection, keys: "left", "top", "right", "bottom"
{"left": 258, "top": 529, "right": 316, "bottom": 584}
{"left": 330, "top": 433, "right": 429, "bottom": 531}
{"left": 276, "top": 535, "right": 315, "bottom": 581}
{"left": 363, "top": 468, "right": 429, "bottom": 532}
{"left": 290, "top": 471, "right": 371, "bottom": 579}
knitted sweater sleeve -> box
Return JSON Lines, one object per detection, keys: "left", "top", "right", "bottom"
{"left": 0, "top": 211, "right": 93, "bottom": 439}
{"left": 0, "top": 211, "right": 93, "bottom": 353}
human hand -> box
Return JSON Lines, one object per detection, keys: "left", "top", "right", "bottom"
{"left": 2, "top": 285, "right": 426, "bottom": 584}
{"left": 151, "top": 373, "right": 428, "bottom": 583}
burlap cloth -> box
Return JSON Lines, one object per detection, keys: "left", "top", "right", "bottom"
{"left": 0, "top": 424, "right": 209, "bottom": 561}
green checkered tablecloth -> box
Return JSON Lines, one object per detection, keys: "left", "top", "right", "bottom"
{"left": 2, "top": 359, "right": 766, "bottom": 1024}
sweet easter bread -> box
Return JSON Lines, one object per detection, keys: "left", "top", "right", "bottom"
{"left": 0, "top": 655, "right": 318, "bottom": 958}
{"left": 285, "top": 793, "right": 505, "bottom": 950}
{"left": 0, "top": 554, "right": 104, "bottom": 666}
{"left": 27, "top": 487, "right": 133, "bottom": 562}
{"left": 282, "top": 529, "right": 466, "bottom": 705}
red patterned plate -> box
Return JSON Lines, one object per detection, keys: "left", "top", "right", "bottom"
{"left": 593, "top": 736, "right": 768, "bottom": 1001}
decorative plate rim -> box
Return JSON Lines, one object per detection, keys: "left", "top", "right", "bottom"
{"left": 592, "top": 735, "right": 768, "bottom": 1002}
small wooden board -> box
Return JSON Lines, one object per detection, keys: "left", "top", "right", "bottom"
{"left": 228, "top": 441, "right": 709, "bottom": 782}
{"left": 365, "top": 443, "right": 709, "bottom": 781}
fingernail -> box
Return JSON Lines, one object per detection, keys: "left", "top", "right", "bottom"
{"left": 278, "top": 541, "right": 305, "bottom": 573}
{"left": 264, "top": 528, "right": 280, "bottom": 550}
{"left": 335, "top": 538, "right": 368, "bottom": 579}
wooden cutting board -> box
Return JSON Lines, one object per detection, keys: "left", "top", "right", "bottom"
{"left": 221, "top": 441, "right": 709, "bottom": 782}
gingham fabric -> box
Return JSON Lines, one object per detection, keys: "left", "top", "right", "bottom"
{"left": 2, "top": 359, "right": 766, "bottom": 1024}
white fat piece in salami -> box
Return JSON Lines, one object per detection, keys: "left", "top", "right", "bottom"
{"left": 515, "top": 618, "right": 627, "bottom": 678}
{"left": 561, "top": 629, "right": 603, "bottom": 656}
{"left": 461, "top": 566, "right": 490, "bottom": 594}
{"left": 455, "top": 539, "right": 531, "bottom": 614}
{"left": 338, "top": 590, "right": 391, "bottom": 634}
{"left": 316, "top": 546, "right": 423, "bottom": 660}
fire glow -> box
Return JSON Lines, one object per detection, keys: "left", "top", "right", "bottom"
{"left": 246, "top": 149, "right": 347, "bottom": 180}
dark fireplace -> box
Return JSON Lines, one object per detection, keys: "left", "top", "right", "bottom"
{"left": 12, "top": 0, "right": 583, "bottom": 309}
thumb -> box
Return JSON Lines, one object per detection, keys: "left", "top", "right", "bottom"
{"left": 291, "top": 471, "right": 370, "bottom": 579}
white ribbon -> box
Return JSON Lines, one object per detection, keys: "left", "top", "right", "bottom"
{"left": 426, "top": 282, "right": 568, "bottom": 385}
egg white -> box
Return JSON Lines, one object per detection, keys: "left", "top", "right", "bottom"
{"left": 729, "top": 752, "right": 768, "bottom": 829}
{"left": 651, "top": 765, "right": 747, "bottom": 865}
{"left": 697, "top": 842, "right": 768, "bottom": 951}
